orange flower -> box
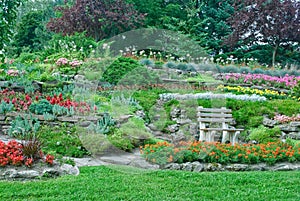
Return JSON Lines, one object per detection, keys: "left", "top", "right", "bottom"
{"left": 168, "top": 155, "right": 173, "bottom": 162}
{"left": 173, "top": 148, "right": 180, "bottom": 154}
{"left": 238, "top": 153, "right": 243, "bottom": 157}
{"left": 244, "top": 155, "right": 248, "bottom": 159}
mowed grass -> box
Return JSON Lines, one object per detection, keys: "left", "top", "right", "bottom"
{"left": 0, "top": 165, "right": 299, "bottom": 201}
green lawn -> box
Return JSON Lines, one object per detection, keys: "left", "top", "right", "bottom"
{"left": 0, "top": 165, "right": 299, "bottom": 201}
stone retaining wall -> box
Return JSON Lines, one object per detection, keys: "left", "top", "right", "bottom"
{"left": 0, "top": 112, "right": 106, "bottom": 136}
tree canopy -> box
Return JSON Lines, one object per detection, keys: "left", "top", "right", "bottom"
{"left": 0, "top": 0, "right": 23, "bottom": 61}
{"left": 226, "top": 0, "right": 300, "bottom": 66}
{"left": 47, "top": 0, "right": 145, "bottom": 41}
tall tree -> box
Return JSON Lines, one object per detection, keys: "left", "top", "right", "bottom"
{"left": 226, "top": 0, "right": 300, "bottom": 67}
{"left": 47, "top": 0, "right": 145, "bottom": 41}
{"left": 197, "top": 0, "right": 235, "bottom": 55}
{"left": 13, "top": 11, "right": 45, "bottom": 54}
{"left": 0, "top": 0, "right": 24, "bottom": 61}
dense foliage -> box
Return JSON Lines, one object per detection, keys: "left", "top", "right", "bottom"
{"left": 226, "top": 0, "right": 300, "bottom": 67}
{"left": 0, "top": 0, "right": 23, "bottom": 61}
{"left": 47, "top": 0, "right": 145, "bottom": 41}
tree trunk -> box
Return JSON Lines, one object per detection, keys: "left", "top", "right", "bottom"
{"left": 272, "top": 44, "right": 278, "bottom": 68}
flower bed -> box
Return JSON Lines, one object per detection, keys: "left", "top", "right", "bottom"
{"left": 0, "top": 140, "right": 54, "bottom": 168}
{"left": 218, "top": 85, "right": 297, "bottom": 100}
{"left": 224, "top": 73, "right": 300, "bottom": 89}
{"left": 159, "top": 92, "right": 267, "bottom": 102}
{"left": 0, "top": 88, "right": 96, "bottom": 115}
{"left": 141, "top": 141, "right": 300, "bottom": 166}
{"left": 274, "top": 114, "right": 300, "bottom": 124}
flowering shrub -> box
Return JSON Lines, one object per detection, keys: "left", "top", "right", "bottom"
{"left": 0, "top": 140, "right": 55, "bottom": 167}
{"left": 55, "top": 58, "right": 82, "bottom": 74}
{"left": 218, "top": 85, "right": 293, "bottom": 100}
{"left": 55, "top": 58, "right": 69, "bottom": 66}
{"left": 7, "top": 69, "right": 19, "bottom": 77}
{"left": 274, "top": 114, "right": 300, "bottom": 123}
{"left": 224, "top": 73, "right": 300, "bottom": 89}
{"left": 141, "top": 141, "right": 300, "bottom": 165}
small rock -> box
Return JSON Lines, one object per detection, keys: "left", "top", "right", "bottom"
{"left": 167, "top": 124, "right": 179, "bottom": 133}
{"left": 193, "top": 163, "right": 204, "bottom": 172}
{"left": 17, "top": 170, "right": 39, "bottom": 179}
{"left": 172, "top": 131, "right": 187, "bottom": 144}
{"left": 247, "top": 163, "right": 267, "bottom": 171}
{"left": 78, "top": 121, "right": 92, "bottom": 127}
{"left": 2, "top": 169, "right": 18, "bottom": 178}
{"left": 286, "top": 132, "right": 300, "bottom": 140}
{"left": 263, "top": 117, "right": 277, "bottom": 127}
{"left": 271, "top": 163, "right": 291, "bottom": 171}
{"left": 290, "top": 122, "right": 300, "bottom": 127}
{"left": 118, "top": 115, "right": 133, "bottom": 124}
{"left": 279, "top": 125, "right": 298, "bottom": 132}
{"left": 74, "top": 75, "right": 85, "bottom": 81}
{"left": 225, "top": 164, "right": 248, "bottom": 171}
{"left": 167, "top": 163, "right": 182, "bottom": 170}
{"left": 135, "top": 110, "right": 146, "bottom": 119}
{"left": 60, "top": 164, "right": 80, "bottom": 176}
{"left": 182, "top": 162, "right": 193, "bottom": 171}
{"left": 170, "top": 108, "right": 181, "bottom": 119}
{"left": 43, "top": 168, "right": 60, "bottom": 177}
{"left": 204, "top": 163, "right": 222, "bottom": 171}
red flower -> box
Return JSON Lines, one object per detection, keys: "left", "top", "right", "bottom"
{"left": 25, "top": 158, "right": 33, "bottom": 167}
{"left": 25, "top": 94, "right": 31, "bottom": 101}
{"left": 45, "top": 154, "right": 55, "bottom": 165}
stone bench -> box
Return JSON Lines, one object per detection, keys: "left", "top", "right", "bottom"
{"left": 197, "top": 106, "right": 243, "bottom": 145}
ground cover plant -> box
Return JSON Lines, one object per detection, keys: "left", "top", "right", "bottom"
{"left": 0, "top": 165, "right": 300, "bottom": 201}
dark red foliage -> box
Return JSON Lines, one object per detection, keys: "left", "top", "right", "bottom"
{"left": 226, "top": 0, "right": 300, "bottom": 47}
{"left": 47, "top": 0, "right": 145, "bottom": 41}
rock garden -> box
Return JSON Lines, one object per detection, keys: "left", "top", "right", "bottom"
{"left": 1, "top": 0, "right": 300, "bottom": 199}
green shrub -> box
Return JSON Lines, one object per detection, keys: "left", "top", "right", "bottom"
{"left": 223, "top": 65, "right": 239, "bottom": 73}
{"left": 248, "top": 125, "right": 281, "bottom": 144}
{"left": 37, "top": 125, "right": 89, "bottom": 157}
{"left": 154, "top": 61, "right": 164, "bottom": 69}
{"left": 139, "top": 58, "right": 154, "bottom": 67}
{"left": 176, "top": 63, "right": 188, "bottom": 71}
{"left": 248, "top": 116, "right": 264, "bottom": 128}
{"left": 15, "top": 52, "right": 40, "bottom": 64}
{"left": 239, "top": 67, "right": 251, "bottom": 74}
{"left": 119, "top": 117, "right": 152, "bottom": 143}
{"left": 165, "top": 61, "right": 177, "bottom": 69}
{"left": 29, "top": 99, "right": 53, "bottom": 115}
{"left": 101, "top": 57, "right": 142, "bottom": 85}
{"left": 251, "top": 68, "right": 265, "bottom": 74}
{"left": 108, "top": 129, "right": 134, "bottom": 152}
